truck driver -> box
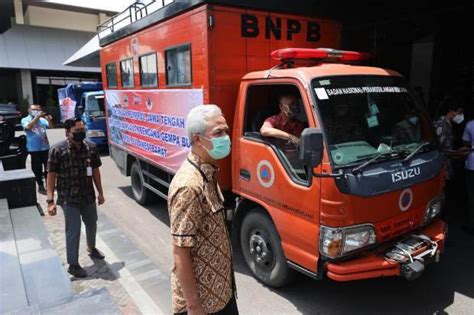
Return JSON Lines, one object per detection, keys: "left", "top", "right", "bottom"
{"left": 260, "top": 94, "right": 305, "bottom": 146}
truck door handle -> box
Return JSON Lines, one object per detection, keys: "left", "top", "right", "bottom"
{"left": 240, "top": 169, "right": 251, "bottom": 181}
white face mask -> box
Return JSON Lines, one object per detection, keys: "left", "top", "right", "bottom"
{"left": 453, "top": 114, "right": 464, "bottom": 124}
{"left": 30, "top": 110, "right": 39, "bottom": 117}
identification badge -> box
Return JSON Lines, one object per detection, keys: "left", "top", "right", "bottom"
{"left": 87, "top": 166, "right": 92, "bottom": 177}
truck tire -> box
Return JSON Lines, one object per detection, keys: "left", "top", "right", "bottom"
{"left": 130, "top": 162, "right": 156, "bottom": 205}
{"left": 240, "top": 210, "right": 295, "bottom": 287}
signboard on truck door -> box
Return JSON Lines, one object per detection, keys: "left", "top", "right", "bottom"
{"left": 106, "top": 89, "right": 203, "bottom": 173}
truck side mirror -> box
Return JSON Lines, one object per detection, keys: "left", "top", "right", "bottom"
{"left": 298, "top": 128, "right": 324, "bottom": 168}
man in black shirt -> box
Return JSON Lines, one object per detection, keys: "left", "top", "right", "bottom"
{"left": 46, "top": 117, "right": 105, "bottom": 278}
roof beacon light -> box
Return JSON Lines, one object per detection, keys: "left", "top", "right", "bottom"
{"left": 271, "top": 48, "right": 370, "bottom": 62}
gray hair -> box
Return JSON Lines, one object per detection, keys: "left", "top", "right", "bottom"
{"left": 186, "top": 104, "right": 222, "bottom": 142}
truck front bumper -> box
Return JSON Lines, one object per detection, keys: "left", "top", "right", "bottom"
{"left": 325, "top": 219, "right": 446, "bottom": 281}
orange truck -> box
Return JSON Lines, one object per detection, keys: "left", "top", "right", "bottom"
{"left": 98, "top": 0, "right": 447, "bottom": 287}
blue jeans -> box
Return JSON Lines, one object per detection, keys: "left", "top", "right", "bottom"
{"left": 62, "top": 202, "right": 98, "bottom": 265}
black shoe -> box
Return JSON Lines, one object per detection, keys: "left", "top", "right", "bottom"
{"left": 38, "top": 186, "right": 47, "bottom": 195}
{"left": 68, "top": 264, "right": 87, "bottom": 278}
{"left": 88, "top": 248, "right": 105, "bottom": 260}
{"left": 461, "top": 225, "right": 474, "bottom": 236}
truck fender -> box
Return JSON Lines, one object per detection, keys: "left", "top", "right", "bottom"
{"left": 232, "top": 197, "right": 277, "bottom": 243}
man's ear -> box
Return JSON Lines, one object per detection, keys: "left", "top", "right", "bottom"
{"left": 192, "top": 134, "right": 200, "bottom": 145}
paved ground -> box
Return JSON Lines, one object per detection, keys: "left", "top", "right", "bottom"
{"left": 33, "top": 129, "right": 474, "bottom": 314}
{"left": 35, "top": 169, "right": 142, "bottom": 314}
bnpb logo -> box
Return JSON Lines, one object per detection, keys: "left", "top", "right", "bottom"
{"left": 257, "top": 160, "right": 275, "bottom": 188}
{"left": 399, "top": 188, "right": 413, "bottom": 212}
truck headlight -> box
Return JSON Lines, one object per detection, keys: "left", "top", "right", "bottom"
{"left": 423, "top": 196, "right": 442, "bottom": 225}
{"left": 87, "top": 129, "right": 105, "bottom": 138}
{"left": 320, "top": 224, "right": 376, "bottom": 259}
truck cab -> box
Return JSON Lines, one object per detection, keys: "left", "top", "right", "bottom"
{"left": 76, "top": 91, "right": 108, "bottom": 147}
{"left": 232, "top": 48, "right": 446, "bottom": 286}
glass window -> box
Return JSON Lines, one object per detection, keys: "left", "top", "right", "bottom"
{"left": 139, "top": 53, "right": 158, "bottom": 87}
{"left": 312, "top": 76, "right": 436, "bottom": 167}
{"left": 106, "top": 63, "right": 117, "bottom": 88}
{"left": 165, "top": 44, "right": 191, "bottom": 85}
{"left": 86, "top": 94, "right": 105, "bottom": 117}
{"left": 243, "top": 84, "right": 309, "bottom": 183}
{"left": 120, "top": 58, "right": 134, "bottom": 87}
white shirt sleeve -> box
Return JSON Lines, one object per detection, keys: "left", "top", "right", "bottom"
{"left": 463, "top": 122, "right": 473, "bottom": 142}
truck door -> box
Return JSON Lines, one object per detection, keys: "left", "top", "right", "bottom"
{"left": 233, "top": 80, "right": 322, "bottom": 277}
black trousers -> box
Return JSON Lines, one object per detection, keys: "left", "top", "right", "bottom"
{"left": 466, "top": 170, "right": 474, "bottom": 229}
{"left": 174, "top": 296, "right": 238, "bottom": 315}
{"left": 30, "top": 150, "right": 49, "bottom": 186}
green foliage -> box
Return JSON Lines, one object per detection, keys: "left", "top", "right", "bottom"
{"left": 18, "top": 96, "right": 31, "bottom": 115}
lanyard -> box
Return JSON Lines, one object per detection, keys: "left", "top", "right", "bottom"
{"left": 187, "top": 158, "right": 208, "bottom": 183}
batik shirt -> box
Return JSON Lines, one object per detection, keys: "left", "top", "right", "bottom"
{"left": 433, "top": 116, "right": 454, "bottom": 180}
{"left": 168, "top": 152, "right": 234, "bottom": 314}
{"left": 47, "top": 139, "right": 101, "bottom": 205}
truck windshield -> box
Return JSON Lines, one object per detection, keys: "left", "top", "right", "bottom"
{"left": 87, "top": 95, "right": 105, "bottom": 117}
{"left": 312, "top": 75, "right": 435, "bottom": 167}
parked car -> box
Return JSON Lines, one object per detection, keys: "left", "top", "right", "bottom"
{"left": 0, "top": 103, "right": 23, "bottom": 131}
{"left": 0, "top": 103, "right": 27, "bottom": 168}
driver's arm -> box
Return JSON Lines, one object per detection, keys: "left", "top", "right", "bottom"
{"left": 260, "top": 121, "right": 298, "bottom": 143}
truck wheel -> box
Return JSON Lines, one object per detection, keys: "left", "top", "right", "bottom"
{"left": 130, "top": 162, "right": 155, "bottom": 205}
{"left": 240, "top": 210, "right": 294, "bottom": 287}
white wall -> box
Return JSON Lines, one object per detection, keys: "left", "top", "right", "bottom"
{"left": 14, "top": 0, "right": 24, "bottom": 24}
{"left": 24, "top": 6, "right": 101, "bottom": 32}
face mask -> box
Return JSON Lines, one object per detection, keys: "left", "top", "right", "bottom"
{"left": 284, "top": 105, "right": 299, "bottom": 119}
{"left": 31, "top": 110, "right": 38, "bottom": 117}
{"left": 202, "top": 135, "right": 231, "bottom": 160}
{"left": 453, "top": 114, "right": 464, "bottom": 124}
{"left": 408, "top": 116, "right": 419, "bottom": 125}
{"left": 71, "top": 131, "right": 86, "bottom": 142}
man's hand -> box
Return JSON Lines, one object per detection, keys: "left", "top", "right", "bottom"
{"left": 187, "top": 302, "right": 206, "bottom": 315}
{"left": 97, "top": 193, "right": 105, "bottom": 205}
{"left": 48, "top": 203, "right": 57, "bottom": 216}
{"left": 289, "top": 134, "right": 300, "bottom": 146}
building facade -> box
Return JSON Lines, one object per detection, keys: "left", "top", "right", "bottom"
{"left": 0, "top": 0, "right": 115, "bottom": 114}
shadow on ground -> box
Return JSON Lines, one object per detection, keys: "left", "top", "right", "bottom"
{"left": 117, "top": 184, "right": 474, "bottom": 314}
{"left": 118, "top": 186, "right": 170, "bottom": 227}
{"left": 233, "top": 216, "right": 474, "bottom": 314}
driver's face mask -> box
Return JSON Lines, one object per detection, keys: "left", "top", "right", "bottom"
{"left": 282, "top": 103, "right": 300, "bottom": 118}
